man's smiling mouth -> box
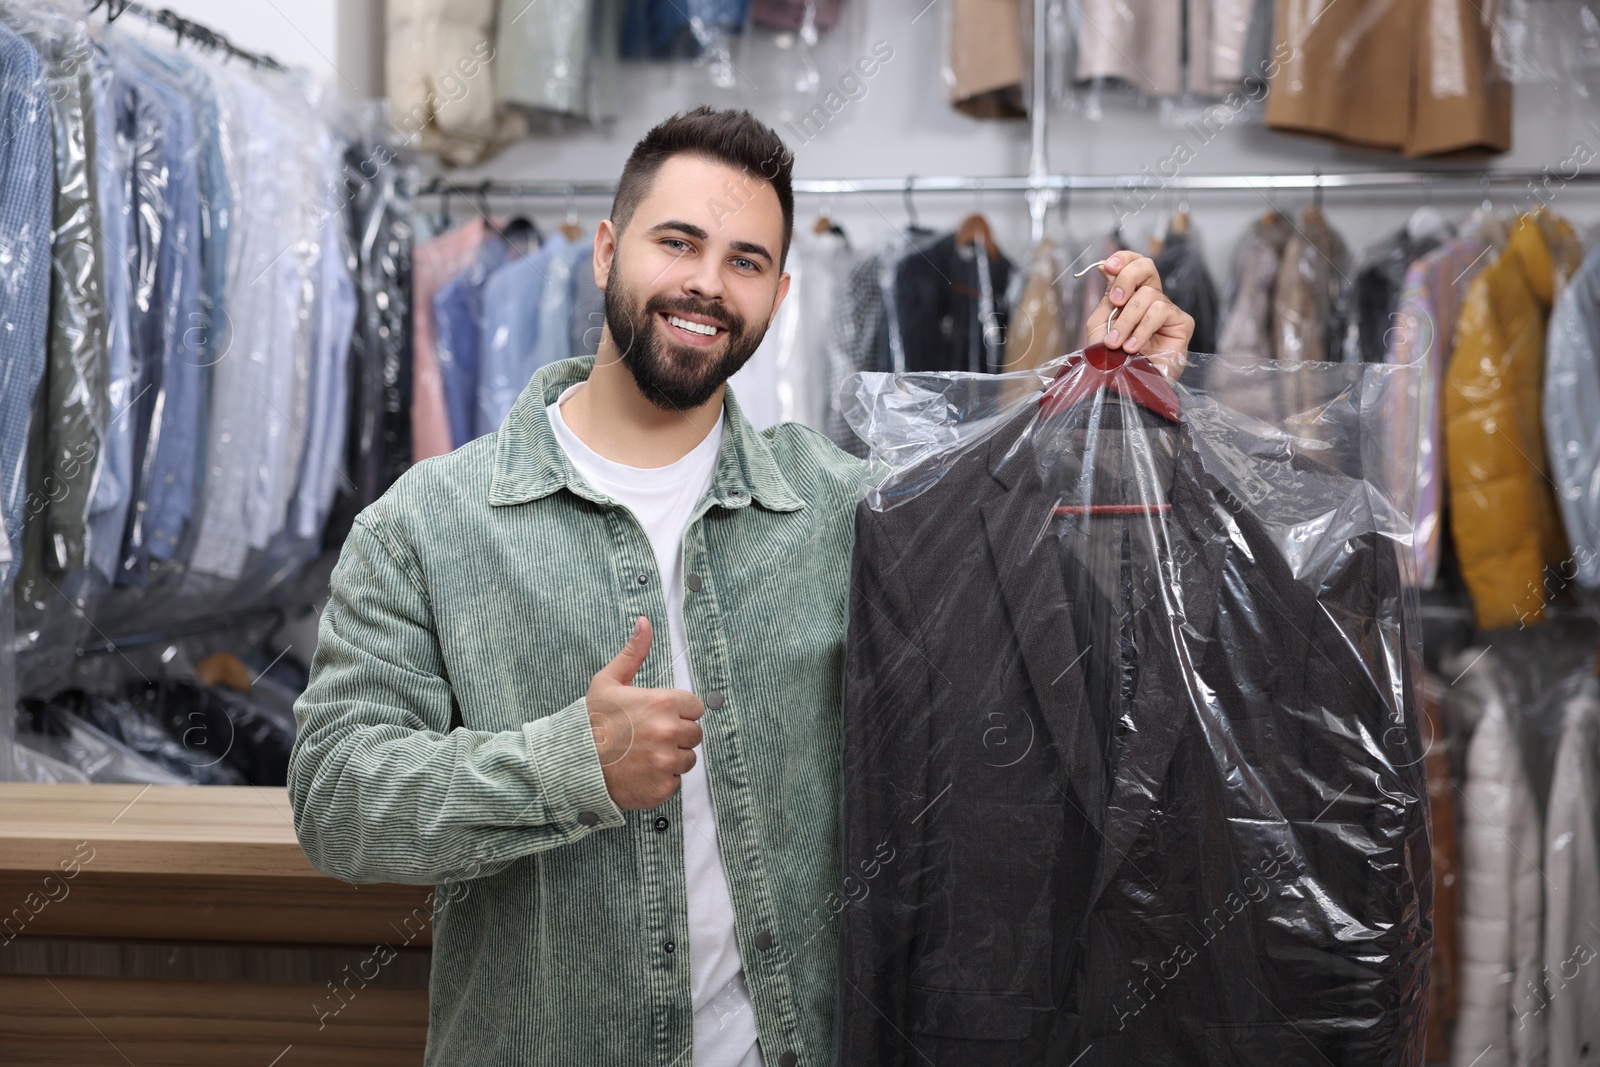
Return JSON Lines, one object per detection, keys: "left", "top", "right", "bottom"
{"left": 667, "top": 314, "right": 721, "bottom": 336}
{"left": 661, "top": 311, "right": 727, "bottom": 344}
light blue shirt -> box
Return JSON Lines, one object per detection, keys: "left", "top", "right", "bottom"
{"left": 105, "top": 36, "right": 205, "bottom": 577}
{"left": 290, "top": 159, "right": 358, "bottom": 544}
{"left": 477, "top": 233, "right": 571, "bottom": 439}
{"left": 0, "top": 25, "right": 53, "bottom": 583}
{"left": 434, "top": 231, "right": 512, "bottom": 446}
{"left": 569, "top": 237, "right": 605, "bottom": 357}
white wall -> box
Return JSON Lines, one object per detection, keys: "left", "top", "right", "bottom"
{"left": 161, "top": 0, "right": 1600, "bottom": 280}
{"left": 120, "top": 0, "right": 359, "bottom": 91}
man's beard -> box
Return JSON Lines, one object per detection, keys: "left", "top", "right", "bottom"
{"left": 604, "top": 261, "right": 767, "bottom": 412}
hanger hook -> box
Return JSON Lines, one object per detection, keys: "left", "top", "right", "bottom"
{"left": 903, "top": 175, "right": 919, "bottom": 231}
{"left": 1073, "top": 257, "right": 1109, "bottom": 279}
{"left": 1312, "top": 170, "right": 1323, "bottom": 211}
{"left": 564, "top": 183, "right": 578, "bottom": 226}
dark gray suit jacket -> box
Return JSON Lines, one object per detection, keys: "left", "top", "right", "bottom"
{"left": 838, "top": 394, "right": 1430, "bottom": 1066}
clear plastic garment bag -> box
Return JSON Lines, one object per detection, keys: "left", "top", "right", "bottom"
{"left": 835, "top": 345, "right": 1428, "bottom": 1066}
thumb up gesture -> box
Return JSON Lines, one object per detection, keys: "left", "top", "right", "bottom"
{"left": 586, "top": 616, "right": 706, "bottom": 810}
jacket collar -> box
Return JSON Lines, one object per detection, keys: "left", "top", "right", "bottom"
{"left": 488, "top": 355, "right": 806, "bottom": 513}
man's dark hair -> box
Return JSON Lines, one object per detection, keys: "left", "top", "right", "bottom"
{"left": 611, "top": 106, "right": 795, "bottom": 269}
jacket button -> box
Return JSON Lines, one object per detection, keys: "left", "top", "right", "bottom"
{"left": 686, "top": 573, "right": 703, "bottom": 592}
{"left": 778, "top": 1052, "right": 796, "bottom": 1067}
{"left": 753, "top": 930, "right": 773, "bottom": 950}
{"left": 654, "top": 816, "right": 670, "bottom": 832}
{"left": 637, "top": 573, "right": 649, "bottom": 585}
{"left": 663, "top": 940, "right": 675, "bottom": 953}
{"left": 705, "top": 690, "right": 725, "bottom": 710}
{"left": 577, "top": 811, "right": 599, "bottom": 827}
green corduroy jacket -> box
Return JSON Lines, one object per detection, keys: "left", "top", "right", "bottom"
{"left": 289, "top": 354, "right": 874, "bottom": 1066}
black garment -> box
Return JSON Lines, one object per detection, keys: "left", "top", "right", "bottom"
{"left": 1153, "top": 230, "right": 1219, "bottom": 358}
{"left": 21, "top": 688, "right": 246, "bottom": 786}
{"left": 324, "top": 142, "right": 415, "bottom": 551}
{"left": 1050, "top": 408, "right": 1176, "bottom": 761}
{"left": 839, "top": 394, "right": 1430, "bottom": 1066}
{"left": 126, "top": 679, "right": 295, "bottom": 786}
{"left": 1343, "top": 226, "right": 1446, "bottom": 364}
{"left": 26, "top": 680, "right": 296, "bottom": 786}
{"left": 892, "top": 233, "right": 1014, "bottom": 375}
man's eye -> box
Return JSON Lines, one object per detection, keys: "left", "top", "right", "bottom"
{"left": 663, "top": 238, "right": 690, "bottom": 251}
{"left": 732, "top": 258, "right": 757, "bottom": 271}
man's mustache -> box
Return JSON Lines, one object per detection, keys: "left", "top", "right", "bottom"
{"left": 645, "top": 296, "right": 739, "bottom": 332}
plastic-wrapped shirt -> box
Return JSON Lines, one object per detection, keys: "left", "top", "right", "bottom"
{"left": 1543, "top": 244, "right": 1600, "bottom": 589}
{"left": 1542, "top": 678, "right": 1600, "bottom": 1067}
{"left": 0, "top": 24, "right": 53, "bottom": 584}
{"left": 477, "top": 233, "right": 571, "bottom": 439}
{"left": 1446, "top": 649, "right": 1546, "bottom": 1067}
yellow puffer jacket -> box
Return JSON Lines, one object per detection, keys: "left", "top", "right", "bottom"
{"left": 1445, "top": 211, "right": 1582, "bottom": 629}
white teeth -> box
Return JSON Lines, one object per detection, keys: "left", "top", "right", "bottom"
{"left": 667, "top": 314, "right": 720, "bottom": 336}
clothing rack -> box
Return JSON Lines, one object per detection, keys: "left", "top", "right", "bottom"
{"left": 75, "top": 605, "right": 295, "bottom": 656}
{"left": 86, "top": 0, "right": 289, "bottom": 71}
{"left": 414, "top": 170, "right": 1600, "bottom": 198}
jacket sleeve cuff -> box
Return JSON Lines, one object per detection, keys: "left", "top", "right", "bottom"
{"left": 524, "top": 696, "right": 625, "bottom": 833}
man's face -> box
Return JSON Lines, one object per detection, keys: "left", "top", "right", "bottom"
{"left": 599, "top": 154, "right": 790, "bottom": 413}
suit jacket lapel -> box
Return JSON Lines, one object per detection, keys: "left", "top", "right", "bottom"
{"left": 978, "top": 409, "right": 1107, "bottom": 831}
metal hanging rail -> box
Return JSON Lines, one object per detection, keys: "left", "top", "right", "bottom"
{"left": 414, "top": 170, "right": 1600, "bottom": 198}
{"left": 87, "top": 0, "right": 290, "bottom": 71}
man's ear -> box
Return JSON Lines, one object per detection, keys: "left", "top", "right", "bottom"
{"left": 768, "top": 271, "right": 792, "bottom": 326}
{"left": 595, "top": 219, "right": 618, "bottom": 291}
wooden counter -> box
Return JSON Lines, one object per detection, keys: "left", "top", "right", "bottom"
{"left": 0, "top": 784, "right": 433, "bottom": 1066}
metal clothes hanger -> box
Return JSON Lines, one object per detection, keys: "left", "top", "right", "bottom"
{"left": 955, "top": 176, "right": 999, "bottom": 258}
{"left": 902, "top": 176, "right": 934, "bottom": 237}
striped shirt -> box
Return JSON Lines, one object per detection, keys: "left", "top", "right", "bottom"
{"left": 290, "top": 354, "right": 872, "bottom": 1066}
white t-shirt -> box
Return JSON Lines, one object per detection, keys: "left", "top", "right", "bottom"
{"left": 548, "top": 381, "right": 765, "bottom": 1067}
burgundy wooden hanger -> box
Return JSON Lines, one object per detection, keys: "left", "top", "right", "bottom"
{"left": 1038, "top": 264, "right": 1181, "bottom": 515}
{"left": 1039, "top": 340, "right": 1181, "bottom": 423}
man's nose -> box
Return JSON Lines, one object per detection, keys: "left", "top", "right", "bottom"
{"left": 682, "top": 253, "right": 726, "bottom": 303}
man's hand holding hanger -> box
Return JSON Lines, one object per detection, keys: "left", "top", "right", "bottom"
{"left": 1081, "top": 251, "right": 1195, "bottom": 381}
